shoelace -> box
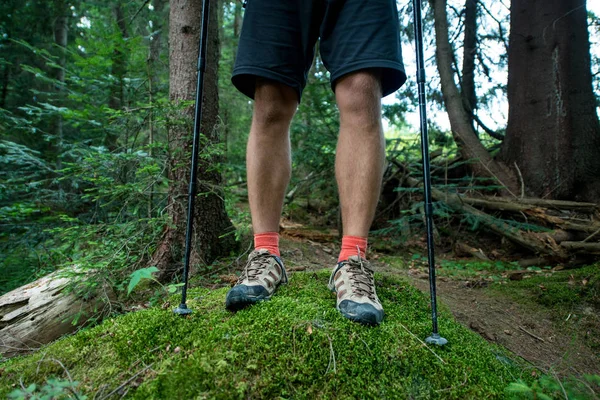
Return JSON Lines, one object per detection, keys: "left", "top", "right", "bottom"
{"left": 343, "top": 258, "right": 378, "bottom": 302}
{"left": 236, "top": 252, "right": 274, "bottom": 284}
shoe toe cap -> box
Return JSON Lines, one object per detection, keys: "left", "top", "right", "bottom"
{"left": 225, "top": 284, "right": 269, "bottom": 310}
{"left": 338, "top": 300, "right": 384, "bottom": 325}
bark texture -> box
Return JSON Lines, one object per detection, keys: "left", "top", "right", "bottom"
{"left": 0, "top": 269, "right": 113, "bottom": 358}
{"left": 152, "top": 0, "right": 236, "bottom": 280}
{"left": 501, "top": 0, "right": 600, "bottom": 201}
{"left": 431, "top": 0, "right": 519, "bottom": 194}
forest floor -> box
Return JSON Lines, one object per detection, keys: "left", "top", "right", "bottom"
{"left": 217, "top": 221, "right": 600, "bottom": 378}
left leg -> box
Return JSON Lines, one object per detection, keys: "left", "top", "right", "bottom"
{"left": 335, "top": 70, "right": 385, "bottom": 240}
{"left": 319, "top": 0, "right": 407, "bottom": 325}
{"left": 327, "top": 70, "right": 386, "bottom": 325}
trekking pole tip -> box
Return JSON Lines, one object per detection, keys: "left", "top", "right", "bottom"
{"left": 425, "top": 333, "right": 448, "bottom": 346}
{"left": 173, "top": 304, "right": 193, "bottom": 315}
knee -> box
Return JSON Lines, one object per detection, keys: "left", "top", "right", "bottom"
{"left": 253, "top": 81, "right": 298, "bottom": 128}
{"left": 335, "top": 71, "right": 382, "bottom": 125}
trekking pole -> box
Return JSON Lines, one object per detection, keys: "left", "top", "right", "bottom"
{"left": 174, "top": 0, "right": 211, "bottom": 316}
{"left": 412, "top": 0, "right": 448, "bottom": 345}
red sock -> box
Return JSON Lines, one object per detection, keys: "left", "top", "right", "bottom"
{"left": 338, "top": 236, "right": 368, "bottom": 262}
{"left": 254, "top": 232, "right": 280, "bottom": 257}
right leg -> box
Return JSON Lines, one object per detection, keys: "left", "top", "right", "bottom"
{"left": 229, "top": 0, "right": 317, "bottom": 310}
{"left": 247, "top": 79, "right": 298, "bottom": 234}
{"left": 225, "top": 80, "right": 297, "bottom": 311}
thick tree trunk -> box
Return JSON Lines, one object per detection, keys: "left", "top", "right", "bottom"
{"left": 152, "top": 0, "right": 236, "bottom": 280}
{"left": 431, "top": 0, "right": 519, "bottom": 195}
{"left": 0, "top": 269, "right": 113, "bottom": 358}
{"left": 501, "top": 0, "right": 600, "bottom": 202}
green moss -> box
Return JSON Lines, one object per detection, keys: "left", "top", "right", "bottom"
{"left": 493, "top": 264, "right": 600, "bottom": 309}
{"left": 1, "top": 271, "right": 525, "bottom": 399}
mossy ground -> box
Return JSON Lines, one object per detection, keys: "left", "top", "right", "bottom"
{"left": 0, "top": 271, "right": 526, "bottom": 399}
{"left": 491, "top": 264, "right": 600, "bottom": 310}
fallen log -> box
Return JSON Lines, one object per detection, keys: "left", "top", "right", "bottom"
{"left": 406, "top": 177, "right": 569, "bottom": 259}
{"left": 0, "top": 268, "right": 114, "bottom": 358}
{"left": 453, "top": 197, "right": 599, "bottom": 233}
{"left": 560, "top": 242, "right": 600, "bottom": 254}
{"left": 465, "top": 196, "right": 598, "bottom": 213}
{"left": 454, "top": 241, "right": 490, "bottom": 261}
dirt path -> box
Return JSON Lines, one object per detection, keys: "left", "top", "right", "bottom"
{"left": 407, "top": 274, "right": 600, "bottom": 376}
{"left": 277, "top": 229, "right": 600, "bottom": 376}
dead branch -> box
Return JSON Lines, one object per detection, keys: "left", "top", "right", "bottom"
{"left": 560, "top": 242, "right": 600, "bottom": 254}
{"left": 406, "top": 176, "right": 569, "bottom": 259}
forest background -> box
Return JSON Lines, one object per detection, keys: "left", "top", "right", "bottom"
{"left": 1, "top": 0, "right": 600, "bottom": 397}
{"left": 0, "top": 0, "right": 600, "bottom": 392}
{"left": 2, "top": 0, "right": 599, "bottom": 292}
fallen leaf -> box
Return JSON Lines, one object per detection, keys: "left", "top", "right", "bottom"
{"left": 307, "top": 325, "right": 313, "bottom": 335}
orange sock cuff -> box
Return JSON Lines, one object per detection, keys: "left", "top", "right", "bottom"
{"left": 338, "top": 235, "right": 368, "bottom": 262}
{"left": 254, "top": 232, "right": 280, "bottom": 257}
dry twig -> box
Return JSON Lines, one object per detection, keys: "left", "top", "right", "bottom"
{"left": 398, "top": 322, "right": 446, "bottom": 364}
{"left": 518, "top": 326, "right": 545, "bottom": 342}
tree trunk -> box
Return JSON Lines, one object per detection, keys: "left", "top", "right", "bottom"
{"left": 233, "top": 0, "right": 243, "bottom": 38}
{"left": 147, "top": 0, "right": 166, "bottom": 217}
{"left": 151, "top": 0, "right": 236, "bottom": 280}
{"left": 431, "top": 0, "right": 519, "bottom": 195}
{"left": 52, "top": 1, "right": 68, "bottom": 144}
{"left": 501, "top": 0, "right": 600, "bottom": 201}
{"left": 52, "top": 0, "right": 68, "bottom": 201}
{"left": 0, "top": 269, "right": 113, "bottom": 358}
{"left": 105, "top": 3, "right": 129, "bottom": 151}
{"left": 461, "top": 0, "right": 477, "bottom": 126}
{"left": 1, "top": 61, "right": 10, "bottom": 109}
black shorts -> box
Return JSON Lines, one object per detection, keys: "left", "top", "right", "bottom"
{"left": 232, "top": 0, "right": 407, "bottom": 101}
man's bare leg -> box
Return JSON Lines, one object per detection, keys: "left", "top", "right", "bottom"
{"left": 327, "top": 70, "right": 385, "bottom": 325}
{"left": 247, "top": 80, "right": 298, "bottom": 234}
{"left": 335, "top": 71, "right": 385, "bottom": 238}
{"left": 225, "top": 80, "right": 297, "bottom": 311}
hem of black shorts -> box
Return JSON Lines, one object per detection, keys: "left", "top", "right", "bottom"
{"left": 329, "top": 60, "right": 407, "bottom": 97}
{"left": 232, "top": 66, "right": 303, "bottom": 101}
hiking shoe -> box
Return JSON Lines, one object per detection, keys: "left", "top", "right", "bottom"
{"left": 328, "top": 256, "right": 384, "bottom": 325}
{"left": 225, "top": 249, "right": 288, "bottom": 311}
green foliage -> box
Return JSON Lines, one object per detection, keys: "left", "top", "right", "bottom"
{"left": 506, "top": 374, "right": 600, "bottom": 400}
{"left": 127, "top": 266, "right": 160, "bottom": 295}
{"left": 0, "top": 140, "right": 170, "bottom": 296}
{"left": 8, "top": 378, "right": 86, "bottom": 400}
{"left": 0, "top": 271, "right": 525, "bottom": 399}
{"left": 0, "top": 0, "right": 172, "bottom": 297}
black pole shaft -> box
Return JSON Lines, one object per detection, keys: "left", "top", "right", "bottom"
{"left": 177, "top": 0, "right": 211, "bottom": 313}
{"left": 412, "top": 0, "right": 440, "bottom": 335}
